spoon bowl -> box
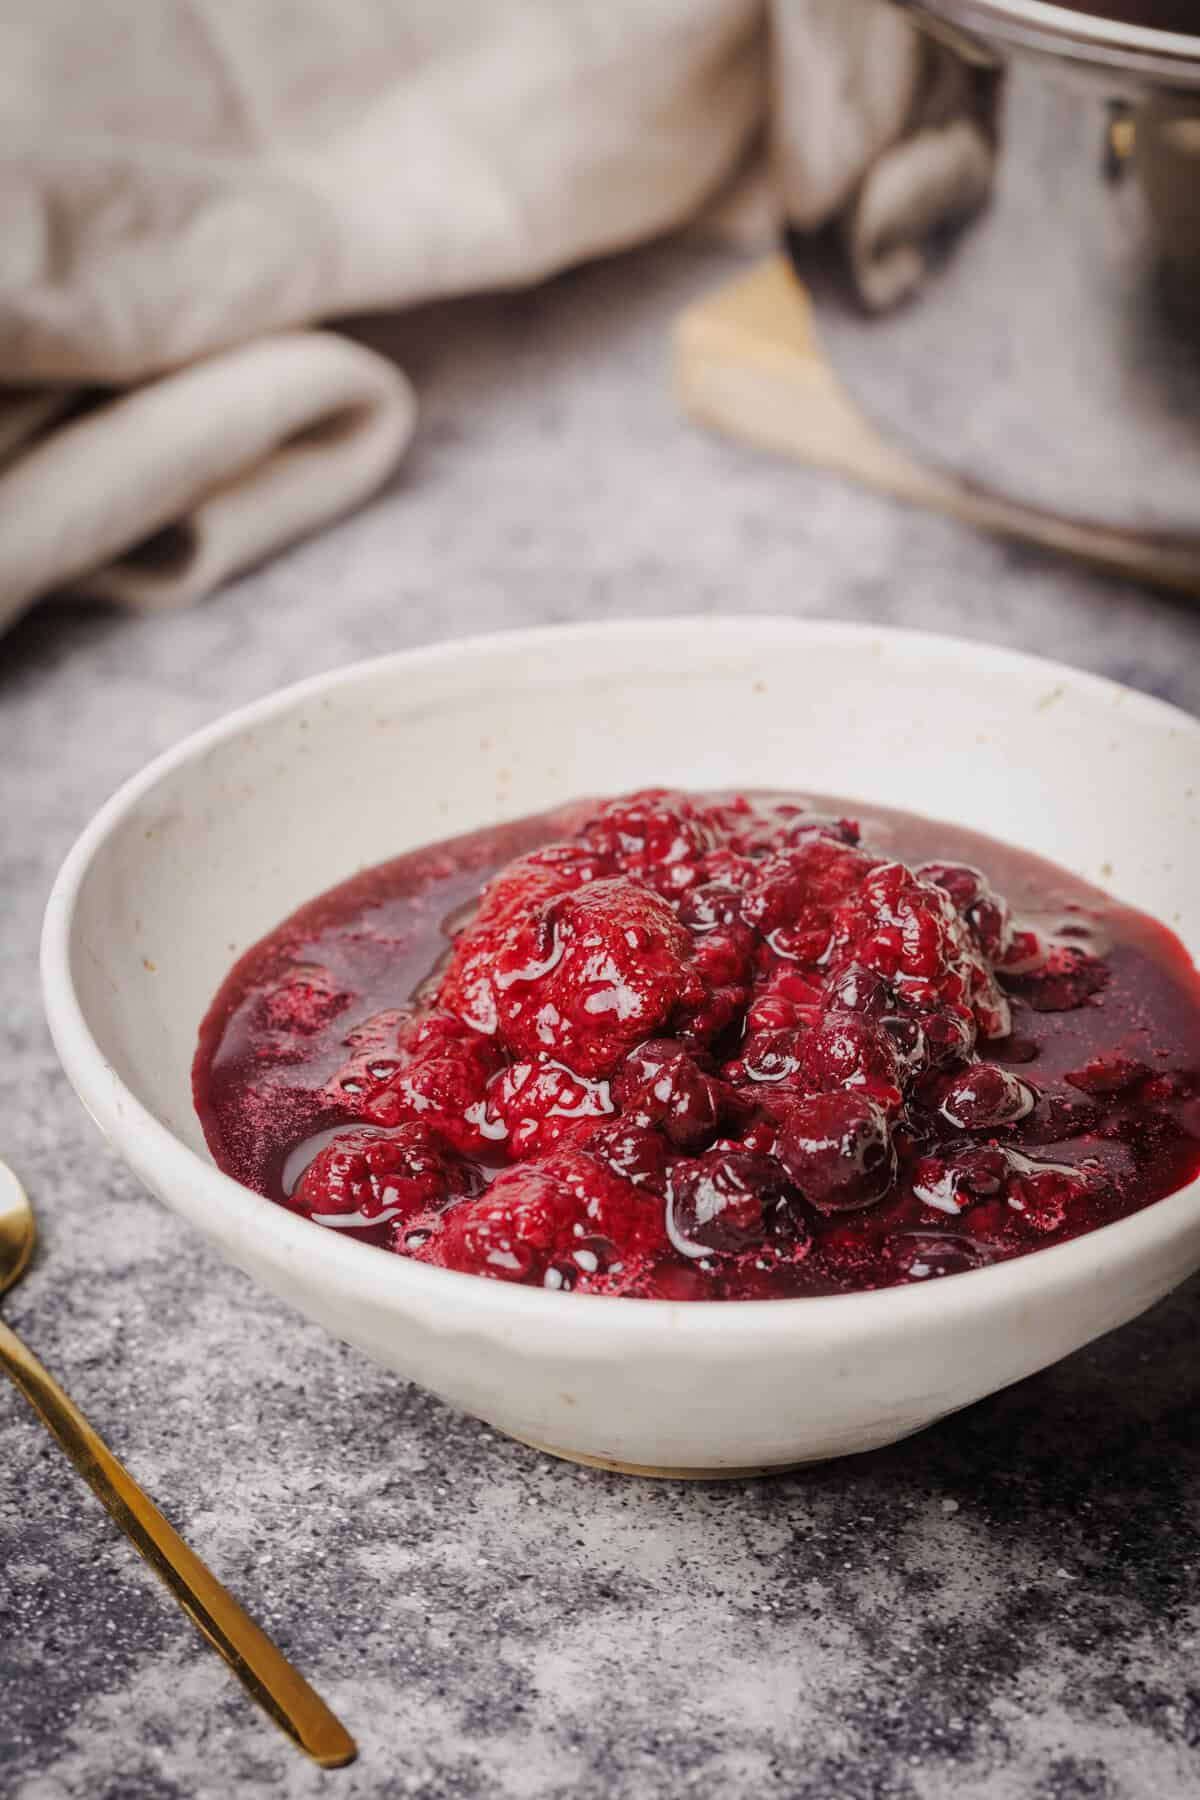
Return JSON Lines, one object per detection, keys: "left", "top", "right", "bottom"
{"left": 0, "top": 1159, "right": 34, "bottom": 1295}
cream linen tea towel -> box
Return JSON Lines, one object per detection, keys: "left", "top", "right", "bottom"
{"left": 0, "top": 0, "right": 762, "bottom": 629}
{"left": 0, "top": 0, "right": 987, "bottom": 633}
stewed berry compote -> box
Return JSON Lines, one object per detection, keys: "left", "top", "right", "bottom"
{"left": 194, "top": 791, "right": 1200, "bottom": 1300}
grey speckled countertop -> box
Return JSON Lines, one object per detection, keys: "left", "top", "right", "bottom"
{"left": 3, "top": 245, "right": 1200, "bottom": 1800}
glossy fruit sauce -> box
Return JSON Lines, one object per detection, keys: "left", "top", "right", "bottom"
{"left": 194, "top": 791, "right": 1200, "bottom": 1300}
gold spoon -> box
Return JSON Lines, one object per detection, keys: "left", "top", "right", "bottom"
{"left": 0, "top": 1158, "right": 356, "bottom": 1768}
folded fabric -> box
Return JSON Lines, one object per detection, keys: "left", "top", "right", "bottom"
{"left": 0, "top": 334, "right": 415, "bottom": 630}
{"left": 0, "top": 0, "right": 990, "bottom": 633}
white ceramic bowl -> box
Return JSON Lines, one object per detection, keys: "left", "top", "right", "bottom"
{"left": 42, "top": 619, "right": 1200, "bottom": 1476}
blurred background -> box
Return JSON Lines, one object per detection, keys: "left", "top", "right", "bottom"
{"left": 5, "top": 0, "right": 1200, "bottom": 643}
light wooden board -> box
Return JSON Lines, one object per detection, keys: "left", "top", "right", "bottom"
{"left": 673, "top": 257, "right": 1200, "bottom": 596}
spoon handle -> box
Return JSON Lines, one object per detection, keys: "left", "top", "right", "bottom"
{"left": 0, "top": 1318, "right": 355, "bottom": 1768}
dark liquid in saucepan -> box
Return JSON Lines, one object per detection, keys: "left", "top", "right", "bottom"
{"left": 1049, "top": 1, "right": 1196, "bottom": 32}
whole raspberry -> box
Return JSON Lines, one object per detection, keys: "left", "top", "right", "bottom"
{"left": 673, "top": 923, "right": 758, "bottom": 1047}
{"left": 438, "top": 844, "right": 605, "bottom": 1034}
{"left": 487, "top": 1056, "right": 614, "bottom": 1158}
{"left": 425, "top": 1143, "right": 666, "bottom": 1285}
{"left": 430, "top": 1166, "right": 579, "bottom": 1283}
{"left": 580, "top": 789, "right": 717, "bottom": 895}
{"left": 830, "top": 863, "right": 1009, "bottom": 1038}
{"left": 741, "top": 841, "right": 878, "bottom": 963}
{"left": 461, "top": 877, "right": 694, "bottom": 1078}
{"left": 360, "top": 1010, "right": 505, "bottom": 1156}
{"left": 294, "top": 1124, "right": 481, "bottom": 1226}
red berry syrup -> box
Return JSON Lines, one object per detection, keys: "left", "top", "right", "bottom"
{"left": 194, "top": 792, "right": 1200, "bottom": 1299}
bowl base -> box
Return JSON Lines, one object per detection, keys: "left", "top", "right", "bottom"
{"left": 503, "top": 1432, "right": 819, "bottom": 1480}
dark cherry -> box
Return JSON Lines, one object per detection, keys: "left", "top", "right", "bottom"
{"left": 735, "top": 1027, "right": 807, "bottom": 1088}
{"left": 891, "top": 1233, "right": 993, "bottom": 1282}
{"left": 917, "top": 860, "right": 1012, "bottom": 961}
{"left": 677, "top": 881, "right": 746, "bottom": 931}
{"left": 612, "top": 1038, "right": 737, "bottom": 1152}
{"left": 879, "top": 1014, "right": 930, "bottom": 1078}
{"left": 912, "top": 1144, "right": 1011, "bottom": 1216}
{"left": 666, "top": 1151, "right": 798, "bottom": 1256}
{"left": 916, "top": 860, "right": 984, "bottom": 910}
{"left": 826, "top": 963, "right": 893, "bottom": 1018}
{"left": 583, "top": 1117, "right": 670, "bottom": 1190}
{"left": 965, "top": 895, "right": 1011, "bottom": 963}
{"left": 918, "top": 1005, "right": 978, "bottom": 1069}
{"left": 777, "top": 1091, "right": 895, "bottom": 1213}
{"left": 938, "top": 1064, "right": 1036, "bottom": 1131}
{"left": 799, "top": 1013, "right": 902, "bottom": 1110}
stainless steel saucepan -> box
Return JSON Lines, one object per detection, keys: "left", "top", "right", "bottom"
{"left": 801, "top": 1, "right": 1200, "bottom": 545}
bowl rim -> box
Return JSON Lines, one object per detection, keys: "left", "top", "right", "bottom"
{"left": 41, "top": 614, "right": 1200, "bottom": 1349}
